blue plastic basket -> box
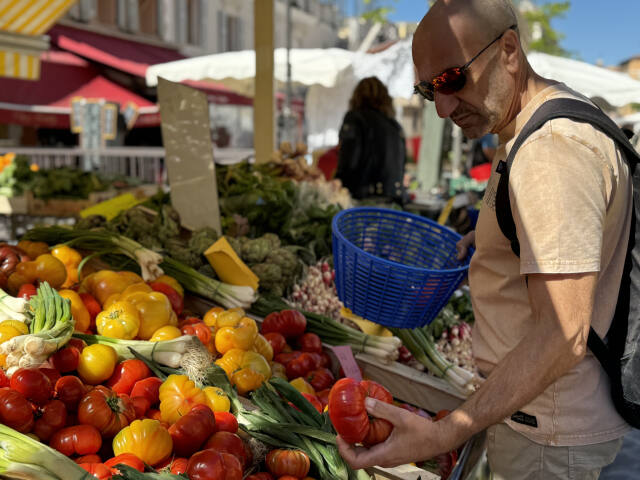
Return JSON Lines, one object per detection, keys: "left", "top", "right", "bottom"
{"left": 332, "top": 207, "right": 473, "bottom": 328}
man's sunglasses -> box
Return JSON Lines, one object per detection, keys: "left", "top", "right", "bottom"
{"left": 414, "top": 24, "right": 518, "bottom": 101}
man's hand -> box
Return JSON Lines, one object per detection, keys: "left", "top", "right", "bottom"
{"left": 336, "top": 398, "right": 457, "bottom": 470}
{"left": 456, "top": 231, "right": 476, "bottom": 260}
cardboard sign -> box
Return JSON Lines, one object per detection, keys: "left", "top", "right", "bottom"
{"left": 80, "top": 193, "right": 143, "bottom": 221}
{"left": 329, "top": 345, "right": 362, "bottom": 382}
{"left": 157, "top": 77, "right": 222, "bottom": 233}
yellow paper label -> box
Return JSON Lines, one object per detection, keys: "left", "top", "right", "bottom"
{"left": 340, "top": 307, "right": 393, "bottom": 337}
{"left": 80, "top": 193, "right": 144, "bottom": 221}
{"left": 205, "top": 237, "right": 259, "bottom": 290}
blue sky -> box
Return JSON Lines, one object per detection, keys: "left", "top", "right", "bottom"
{"left": 377, "top": 0, "right": 640, "bottom": 67}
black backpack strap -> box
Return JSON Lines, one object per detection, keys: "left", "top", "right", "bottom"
{"left": 495, "top": 98, "right": 640, "bottom": 258}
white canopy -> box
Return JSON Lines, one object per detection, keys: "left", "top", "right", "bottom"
{"left": 146, "top": 48, "right": 355, "bottom": 89}
{"left": 527, "top": 52, "right": 640, "bottom": 108}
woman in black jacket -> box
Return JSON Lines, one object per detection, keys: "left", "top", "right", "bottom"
{"left": 336, "top": 77, "right": 407, "bottom": 203}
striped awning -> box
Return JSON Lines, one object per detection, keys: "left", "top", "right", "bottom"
{"left": 0, "top": 0, "right": 77, "bottom": 80}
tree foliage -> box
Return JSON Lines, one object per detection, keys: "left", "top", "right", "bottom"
{"left": 360, "top": 0, "right": 398, "bottom": 24}
{"left": 523, "top": 1, "right": 572, "bottom": 57}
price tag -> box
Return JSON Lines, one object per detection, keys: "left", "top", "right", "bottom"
{"left": 330, "top": 345, "right": 362, "bottom": 382}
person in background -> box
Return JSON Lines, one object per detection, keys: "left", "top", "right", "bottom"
{"left": 335, "top": 77, "right": 407, "bottom": 204}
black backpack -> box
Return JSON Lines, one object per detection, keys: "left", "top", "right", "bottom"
{"left": 495, "top": 98, "right": 640, "bottom": 428}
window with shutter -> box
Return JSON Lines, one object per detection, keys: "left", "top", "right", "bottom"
{"left": 97, "top": 0, "right": 117, "bottom": 25}
{"left": 138, "top": 0, "right": 157, "bottom": 35}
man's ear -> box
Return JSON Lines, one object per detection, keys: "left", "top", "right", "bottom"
{"left": 501, "top": 30, "right": 521, "bottom": 74}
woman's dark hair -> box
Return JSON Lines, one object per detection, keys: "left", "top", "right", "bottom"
{"left": 348, "top": 77, "right": 395, "bottom": 118}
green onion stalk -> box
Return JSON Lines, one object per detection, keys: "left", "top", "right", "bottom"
{"left": 23, "top": 226, "right": 257, "bottom": 309}
{"left": 0, "top": 423, "right": 90, "bottom": 479}
{"left": 390, "top": 327, "right": 475, "bottom": 397}
{"left": 251, "top": 295, "right": 402, "bottom": 364}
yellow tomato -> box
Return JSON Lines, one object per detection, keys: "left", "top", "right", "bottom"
{"left": 77, "top": 344, "right": 118, "bottom": 385}
{"left": 58, "top": 289, "right": 90, "bottom": 333}
{"left": 154, "top": 275, "right": 184, "bottom": 297}
{"left": 149, "top": 325, "right": 182, "bottom": 342}
{"left": 253, "top": 333, "right": 274, "bottom": 362}
{"left": 96, "top": 301, "right": 141, "bottom": 340}
{"left": 159, "top": 374, "right": 208, "bottom": 424}
{"left": 127, "top": 291, "right": 175, "bottom": 340}
{"left": 203, "top": 386, "right": 231, "bottom": 413}
{"left": 290, "top": 378, "right": 315, "bottom": 395}
{"left": 113, "top": 419, "right": 172, "bottom": 466}
{"left": 214, "top": 316, "right": 258, "bottom": 354}
{"left": 203, "top": 306, "right": 225, "bottom": 329}
{"left": 0, "top": 320, "right": 28, "bottom": 337}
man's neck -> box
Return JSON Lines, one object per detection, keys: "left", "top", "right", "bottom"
{"left": 495, "top": 63, "right": 556, "bottom": 139}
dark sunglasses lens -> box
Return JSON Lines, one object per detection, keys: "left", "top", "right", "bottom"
{"left": 435, "top": 68, "right": 467, "bottom": 95}
{"left": 415, "top": 83, "right": 434, "bottom": 101}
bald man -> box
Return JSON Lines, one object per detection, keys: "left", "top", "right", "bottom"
{"left": 337, "top": 1, "right": 630, "bottom": 478}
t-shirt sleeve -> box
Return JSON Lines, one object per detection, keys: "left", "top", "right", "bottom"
{"left": 509, "top": 130, "right": 611, "bottom": 275}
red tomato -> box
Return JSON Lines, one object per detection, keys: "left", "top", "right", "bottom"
{"left": 17, "top": 283, "right": 37, "bottom": 299}
{"left": 55, "top": 375, "right": 87, "bottom": 412}
{"left": 146, "top": 408, "right": 162, "bottom": 421}
{"left": 75, "top": 454, "right": 102, "bottom": 464}
{"left": 263, "top": 332, "right": 287, "bottom": 356}
{"left": 38, "top": 367, "right": 61, "bottom": 386}
{"left": 149, "top": 281, "right": 184, "bottom": 315}
{"left": 181, "top": 322, "right": 212, "bottom": 347}
{"left": 316, "top": 389, "right": 330, "bottom": 410}
{"left": 306, "top": 368, "right": 335, "bottom": 392}
{"left": 34, "top": 399, "right": 67, "bottom": 442}
{"left": 246, "top": 474, "right": 275, "bottom": 480}
{"left": 168, "top": 404, "right": 217, "bottom": 457}
{"left": 328, "top": 378, "right": 393, "bottom": 446}
{"left": 79, "top": 462, "right": 112, "bottom": 479}
{"left": 106, "top": 359, "right": 151, "bottom": 395}
{"left": 10, "top": 368, "right": 52, "bottom": 405}
{"left": 214, "top": 411, "right": 238, "bottom": 434}
{"left": 274, "top": 351, "right": 301, "bottom": 366}
{"left": 51, "top": 346, "right": 80, "bottom": 373}
{"left": 67, "top": 337, "right": 87, "bottom": 352}
{"left": 130, "top": 377, "right": 163, "bottom": 407}
{"left": 169, "top": 457, "right": 189, "bottom": 475}
{"left": 77, "top": 386, "right": 137, "bottom": 437}
{"left": 187, "top": 449, "right": 243, "bottom": 480}
{"left": 131, "top": 396, "right": 151, "bottom": 418}
{"left": 0, "top": 388, "right": 34, "bottom": 433}
{"left": 434, "top": 409, "right": 451, "bottom": 421}
{"left": 298, "top": 333, "right": 322, "bottom": 353}
{"left": 50, "top": 424, "right": 102, "bottom": 456}
{"left": 0, "top": 369, "right": 8, "bottom": 388}
{"left": 301, "top": 393, "right": 323, "bottom": 413}
{"left": 435, "top": 450, "right": 459, "bottom": 480}
{"left": 79, "top": 292, "right": 101, "bottom": 331}
{"left": 262, "top": 310, "right": 306, "bottom": 339}
{"left": 285, "top": 353, "right": 316, "bottom": 380}
{"left": 266, "top": 449, "right": 310, "bottom": 478}
{"left": 203, "top": 431, "right": 249, "bottom": 468}
{"left": 104, "top": 453, "right": 145, "bottom": 473}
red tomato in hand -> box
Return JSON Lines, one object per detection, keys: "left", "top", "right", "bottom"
{"left": 149, "top": 281, "right": 184, "bottom": 315}
{"left": 214, "top": 411, "right": 238, "bottom": 434}
{"left": 17, "top": 283, "right": 37, "bottom": 299}
{"left": 34, "top": 399, "right": 67, "bottom": 442}
{"left": 0, "top": 388, "right": 34, "bottom": 433}
{"left": 10, "top": 368, "right": 52, "bottom": 405}
{"left": 328, "top": 378, "right": 393, "bottom": 446}
{"left": 301, "top": 393, "right": 323, "bottom": 413}
{"left": 266, "top": 449, "right": 310, "bottom": 478}
{"left": 50, "top": 424, "right": 102, "bottom": 456}
{"left": 78, "top": 462, "right": 112, "bottom": 479}
{"left": 77, "top": 386, "right": 136, "bottom": 437}
{"left": 263, "top": 332, "right": 287, "bottom": 356}
{"left": 262, "top": 310, "right": 306, "bottom": 339}
{"left": 51, "top": 346, "right": 80, "bottom": 373}
{"left": 298, "top": 333, "right": 322, "bottom": 353}
{"left": 130, "top": 377, "right": 163, "bottom": 407}
{"left": 55, "top": 375, "right": 87, "bottom": 412}
{"left": 203, "top": 431, "right": 250, "bottom": 468}
{"left": 106, "top": 359, "right": 151, "bottom": 395}
{"left": 285, "top": 353, "right": 316, "bottom": 380}
{"left": 104, "top": 453, "right": 145, "bottom": 473}
{"left": 306, "top": 368, "right": 335, "bottom": 391}
{"left": 187, "top": 449, "right": 243, "bottom": 480}
{"left": 168, "top": 404, "right": 217, "bottom": 457}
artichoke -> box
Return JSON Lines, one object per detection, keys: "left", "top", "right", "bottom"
{"left": 261, "top": 233, "right": 281, "bottom": 250}
{"left": 189, "top": 227, "right": 219, "bottom": 255}
{"left": 252, "top": 262, "right": 284, "bottom": 296}
{"left": 241, "top": 238, "right": 271, "bottom": 264}
{"left": 225, "top": 236, "right": 243, "bottom": 256}
{"left": 266, "top": 247, "right": 299, "bottom": 278}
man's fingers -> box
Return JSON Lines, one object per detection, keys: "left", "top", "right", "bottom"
{"left": 337, "top": 435, "right": 377, "bottom": 470}
{"left": 456, "top": 244, "right": 468, "bottom": 260}
{"left": 365, "top": 398, "right": 405, "bottom": 424}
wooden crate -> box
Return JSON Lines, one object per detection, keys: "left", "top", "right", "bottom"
{"left": 0, "top": 194, "right": 28, "bottom": 215}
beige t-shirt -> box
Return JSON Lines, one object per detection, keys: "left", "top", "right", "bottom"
{"left": 469, "top": 84, "right": 632, "bottom": 446}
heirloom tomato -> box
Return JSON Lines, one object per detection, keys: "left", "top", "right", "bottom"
{"left": 104, "top": 453, "right": 145, "bottom": 473}
{"left": 148, "top": 281, "right": 183, "bottom": 315}
{"left": 306, "top": 368, "right": 335, "bottom": 392}
{"left": 51, "top": 346, "right": 80, "bottom": 373}
{"left": 10, "top": 367, "right": 52, "bottom": 405}
{"left": 203, "top": 431, "right": 250, "bottom": 468}
{"left": 168, "top": 404, "right": 216, "bottom": 457}
{"left": 112, "top": 419, "right": 173, "bottom": 466}
{"left": 50, "top": 424, "right": 102, "bottom": 456}
{"left": 266, "top": 449, "right": 310, "bottom": 478}
{"left": 131, "top": 396, "right": 151, "bottom": 418}
{"left": 186, "top": 450, "right": 242, "bottom": 480}
{"left": 261, "top": 310, "right": 306, "bottom": 338}
{"left": 301, "top": 393, "right": 323, "bottom": 413}
{"left": 263, "top": 332, "right": 287, "bottom": 356}
{"left": 215, "top": 349, "right": 271, "bottom": 395}
{"left": 328, "top": 378, "right": 393, "bottom": 446}
{"left": 59, "top": 289, "right": 90, "bottom": 332}
{"left": 96, "top": 301, "right": 140, "bottom": 340}
{"left": 159, "top": 374, "right": 220, "bottom": 424}
{"left": 77, "top": 344, "right": 117, "bottom": 385}
{"left": 78, "top": 463, "right": 112, "bottom": 479}
{"left": 33, "top": 399, "right": 67, "bottom": 442}
{"left": 213, "top": 411, "right": 238, "bottom": 434}
{"left": 298, "top": 333, "right": 322, "bottom": 353}
{"left": 106, "top": 359, "right": 151, "bottom": 395}
{"left": 0, "top": 388, "right": 34, "bottom": 433}
{"left": 130, "top": 377, "right": 163, "bottom": 407}
{"left": 77, "top": 385, "right": 136, "bottom": 437}
{"left": 54, "top": 375, "right": 87, "bottom": 412}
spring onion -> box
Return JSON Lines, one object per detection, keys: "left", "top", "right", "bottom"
{"left": 0, "top": 289, "right": 29, "bottom": 324}
{"left": 251, "top": 295, "right": 402, "bottom": 364}
{"left": 1, "top": 283, "right": 74, "bottom": 375}
{"left": 0, "top": 423, "right": 90, "bottom": 479}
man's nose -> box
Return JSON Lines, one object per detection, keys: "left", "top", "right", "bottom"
{"left": 434, "top": 91, "right": 460, "bottom": 118}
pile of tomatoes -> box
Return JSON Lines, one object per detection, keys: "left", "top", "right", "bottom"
{"left": 260, "top": 310, "right": 337, "bottom": 412}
